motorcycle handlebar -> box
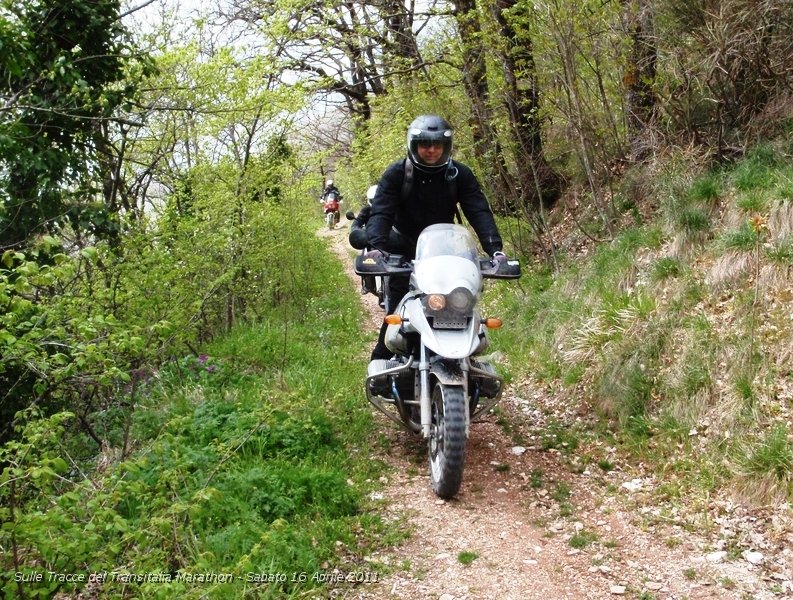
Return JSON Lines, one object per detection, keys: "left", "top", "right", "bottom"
{"left": 354, "top": 253, "right": 521, "bottom": 279}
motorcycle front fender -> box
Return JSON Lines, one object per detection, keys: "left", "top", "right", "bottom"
{"left": 429, "top": 359, "right": 465, "bottom": 386}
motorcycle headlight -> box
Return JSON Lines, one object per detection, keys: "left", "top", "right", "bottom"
{"left": 447, "top": 287, "right": 474, "bottom": 313}
{"left": 426, "top": 294, "right": 446, "bottom": 311}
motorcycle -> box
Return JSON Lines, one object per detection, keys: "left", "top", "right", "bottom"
{"left": 322, "top": 191, "right": 341, "bottom": 229}
{"left": 355, "top": 223, "right": 520, "bottom": 498}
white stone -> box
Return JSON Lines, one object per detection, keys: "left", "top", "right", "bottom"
{"left": 706, "top": 551, "right": 728, "bottom": 562}
{"left": 621, "top": 479, "right": 643, "bottom": 492}
{"left": 610, "top": 585, "right": 626, "bottom": 595}
{"left": 743, "top": 551, "right": 764, "bottom": 565}
{"left": 511, "top": 446, "right": 527, "bottom": 455}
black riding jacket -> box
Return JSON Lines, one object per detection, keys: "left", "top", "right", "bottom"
{"left": 367, "top": 159, "right": 503, "bottom": 258}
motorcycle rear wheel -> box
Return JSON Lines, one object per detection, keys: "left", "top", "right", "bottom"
{"left": 429, "top": 383, "right": 466, "bottom": 499}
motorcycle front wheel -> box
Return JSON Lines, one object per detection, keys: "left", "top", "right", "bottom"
{"left": 429, "top": 383, "right": 466, "bottom": 499}
{"left": 326, "top": 213, "right": 334, "bottom": 229}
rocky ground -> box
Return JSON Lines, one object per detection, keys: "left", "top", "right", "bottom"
{"left": 318, "top": 223, "right": 792, "bottom": 600}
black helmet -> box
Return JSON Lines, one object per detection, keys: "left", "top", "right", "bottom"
{"left": 406, "top": 115, "right": 453, "bottom": 173}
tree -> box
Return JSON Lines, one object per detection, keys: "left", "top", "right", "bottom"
{"left": 223, "top": 0, "right": 428, "bottom": 120}
{"left": 492, "top": 0, "right": 564, "bottom": 209}
{"left": 451, "top": 0, "right": 513, "bottom": 207}
{"left": 0, "top": 0, "right": 149, "bottom": 249}
{"left": 622, "top": 0, "right": 658, "bottom": 161}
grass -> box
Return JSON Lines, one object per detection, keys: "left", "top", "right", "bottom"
{"left": 488, "top": 140, "right": 793, "bottom": 507}
{"left": 0, "top": 227, "right": 395, "bottom": 600}
{"left": 457, "top": 551, "right": 479, "bottom": 566}
{"left": 568, "top": 530, "right": 599, "bottom": 549}
{"left": 736, "top": 424, "right": 793, "bottom": 501}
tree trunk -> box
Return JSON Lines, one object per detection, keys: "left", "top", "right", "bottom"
{"left": 622, "top": 0, "right": 658, "bottom": 161}
{"left": 493, "top": 0, "right": 564, "bottom": 210}
{"left": 452, "top": 0, "right": 513, "bottom": 210}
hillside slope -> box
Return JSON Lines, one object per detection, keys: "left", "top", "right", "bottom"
{"left": 320, "top": 219, "right": 791, "bottom": 599}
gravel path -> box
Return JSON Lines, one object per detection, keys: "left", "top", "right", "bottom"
{"left": 318, "top": 224, "right": 792, "bottom": 600}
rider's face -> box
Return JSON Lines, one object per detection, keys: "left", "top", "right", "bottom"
{"left": 416, "top": 141, "right": 445, "bottom": 165}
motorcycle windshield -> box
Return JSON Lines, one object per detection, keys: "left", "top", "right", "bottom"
{"left": 414, "top": 224, "right": 481, "bottom": 296}
{"left": 415, "top": 224, "right": 479, "bottom": 262}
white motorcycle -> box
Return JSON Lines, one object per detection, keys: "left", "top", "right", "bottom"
{"left": 355, "top": 224, "right": 520, "bottom": 498}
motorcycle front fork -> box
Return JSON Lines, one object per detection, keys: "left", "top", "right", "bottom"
{"left": 418, "top": 343, "right": 470, "bottom": 438}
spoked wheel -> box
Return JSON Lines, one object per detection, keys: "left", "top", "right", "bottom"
{"left": 428, "top": 383, "right": 466, "bottom": 499}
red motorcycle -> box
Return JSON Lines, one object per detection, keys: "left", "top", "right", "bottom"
{"left": 322, "top": 191, "right": 341, "bottom": 229}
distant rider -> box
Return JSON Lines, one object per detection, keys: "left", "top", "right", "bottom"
{"left": 320, "top": 179, "right": 341, "bottom": 203}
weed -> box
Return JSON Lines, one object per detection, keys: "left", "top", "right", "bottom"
{"left": 678, "top": 206, "right": 712, "bottom": 236}
{"left": 457, "top": 551, "right": 479, "bottom": 566}
{"left": 569, "top": 529, "right": 598, "bottom": 549}
{"left": 541, "top": 424, "right": 580, "bottom": 454}
{"left": 765, "top": 237, "right": 793, "bottom": 265}
{"left": 529, "top": 469, "right": 544, "bottom": 489}
{"left": 651, "top": 256, "right": 684, "bottom": 281}
{"left": 722, "top": 222, "right": 761, "bottom": 251}
{"left": 737, "top": 424, "right": 793, "bottom": 501}
{"left": 690, "top": 174, "right": 721, "bottom": 204}
{"left": 736, "top": 191, "right": 768, "bottom": 213}
{"left": 597, "top": 459, "right": 615, "bottom": 472}
{"left": 551, "top": 482, "right": 572, "bottom": 503}
{"left": 683, "top": 568, "right": 698, "bottom": 580}
{"left": 733, "top": 144, "right": 778, "bottom": 191}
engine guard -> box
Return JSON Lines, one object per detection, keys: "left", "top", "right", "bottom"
{"left": 366, "top": 358, "right": 420, "bottom": 433}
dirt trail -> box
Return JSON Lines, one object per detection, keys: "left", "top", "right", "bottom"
{"left": 318, "top": 224, "right": 790, "bottom": 600}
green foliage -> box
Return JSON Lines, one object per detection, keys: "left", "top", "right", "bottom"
{"left": 732, "top": 145, "right": 779, "bottom": 191}
{"left": 457, "top": 551, "right": 479, "bottom": 566}
{"left": 0, "top": 0, "right": 152, "bottom": 247}
{"left": 765, "top": 238, "right": 793, "bottom": 265}
{"left": 568, "top": 529, "right": 598, "bottom": 549}
{"left": 738, "top": 425, "right": 793, "bottom": 495}
{"left": 722, "top": 222, "right": 761, "bottom": 252}
{"left": 651, "top": 256, "right": 684, "bottom": 281}
{"left": 736, "top": 192, "right": 768, "bottom": 213}
{"left": 1, "top": 222, "right": 385, "bottom": 599}
{"left": 689, "top": 174, "right": 722, "bottom": 204}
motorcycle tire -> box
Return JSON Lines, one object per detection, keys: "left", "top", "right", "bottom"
{"left": 429, "top": 383, "right": 466, "bottom": 499}
{"left": 327, "top": 213, "right": 334, "bottom": 229}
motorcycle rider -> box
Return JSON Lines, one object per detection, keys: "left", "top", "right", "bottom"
{"left": 320, "top": 179, "right": 341, "bottom": 202}
{"left": 365, "top": 114, "right": 507, "bottom": 361}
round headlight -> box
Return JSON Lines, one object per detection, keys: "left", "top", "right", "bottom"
{"left": 448, "top": 287, "right": 474, "bottom": 312}
{"left": 426, "top": 294, "right": 446, "bottom": 311}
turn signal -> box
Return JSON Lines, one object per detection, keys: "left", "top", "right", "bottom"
{"left": 483, "top": 318, "right": 503, "bottom": 329}
{"left": 384, "top": 314, "right": 402, "bottom": 325}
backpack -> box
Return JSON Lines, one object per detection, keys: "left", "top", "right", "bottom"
{"left": 401, "top": 159, "right": 463, "bottom": 224}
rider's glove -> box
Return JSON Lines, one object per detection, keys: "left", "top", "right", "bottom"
{"left": 491, "top": 251, "right": 508, "bottom": 266}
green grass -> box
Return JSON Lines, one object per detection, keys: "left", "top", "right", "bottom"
{"left": 457, "top": 551, "right": 479, "bottom": 566}
{"left": 0, "top": 229, "right": 392, "bottom": 600}
{"left": 722, "top": 222, "right": 761, "bottom": 251}
{"left": 651, "top": 256, "right": 684, "bottom": 281}
{"left": 569, "top": 529, "right": 598, "bottom": 549}
{"left": 738, "top": 425, "right": 793, "bottom": 492}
